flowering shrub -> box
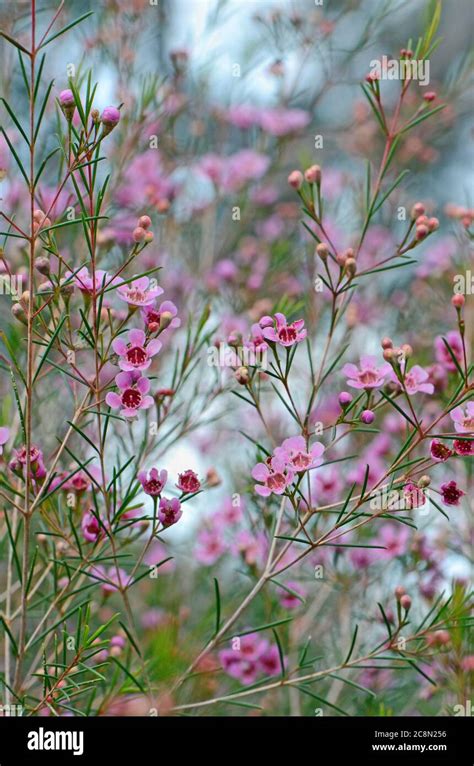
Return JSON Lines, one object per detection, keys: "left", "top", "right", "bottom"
{"left": 0, "top": 0, "right": 472, "bottom": 720}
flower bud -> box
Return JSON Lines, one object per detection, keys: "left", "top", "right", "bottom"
{"left": 338, "top": 391, "right": 352, "bottom": 407}
{"left": 427, "top": 217, "right": 439, "bottom": 232}
{"left": 345, "top": 257, "right": 357, "bottom": 276}
{"left": 12, "top": 302, "right": 27, "bottom": 325}
{"left": 206, "top": 468, "right": 221, "bottom": 487}
{"left": 133, "top": 227, "right": 146, "bottom": 243}
{"left": 383, "top": 348, "right": 394, "bottom": 362}
{"left": 287, "top": 170, "right": 303, "bottom": 190}
{"left": 144, "top": 231, "right": 154, "bottom": 243}
{"left": 452, "top": 294, "right": 465, "bottom": 309}
{"left": 381, "top": 337, "right": 393, "bottom": 350}
{"left": 159, "top": 311, "right": 173, "bottom": 330}
{"left": 400, "top": 594, "right": 412, "bottom": 611}
{"left": 394, "top": 586, "right": 405, "bottom": 600}
{"left": 423, "top": 91, "right": 437, "bottom": 102}
{"left": 361, "top": 409, "right": 375, "bottom": 424}
{"left": 401, "top": 343, "right": 413, "bottom": 358}
{"left": 35, "top": 257, "right": 50, "bottom": 276}
{"left": 304, "top": 164, "right": 321, "bottom": 184}
{"left": 235, "top": 366, "right": 250, "bottom": 385}
{"left": 415, "top": 224, "right": 428, "bottom": 240}
{"left": 418, "top": 475, "right": 431, "bottom": 488}
{"left": 101, "top": 106, "right": 121, "bottom": 135}
{"left": 411, "top": 202, "right": 425, "bottom": 219}
{"left": 138, "top": 215, "right": 152, "bottom": 229}
{"left": 59, "top": 89, "right": 75, "bottom": 121}
{"left": 316, "top": 242, "right": 329, "bottom": 261}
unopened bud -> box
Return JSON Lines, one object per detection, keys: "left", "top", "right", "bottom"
{"left": 316, "top": 242, "right": 329, "bottom": 261}
{"left": 35, "top": 257, "right": 50, "bottom": 276}
{"left": 12, "top": 302, "right": 27, "bottom": 325}
{"left": 381, "top": 337, "right": 393, "bottom": 349}
{"left": 235, "top": 366, "right": 250, "bottom": 385}
{"left": 304, "top": 164, "right": 321, "bottom": 184}
{"left": 159, "top": 311, "right": 173, "bottom": 330}
{"left": 418, "top": 475, "right": 431, "bottom": 488}
{"left": 288, "top": 170, "right": 304, "bottom": 190}
{"left": 345, "top": 257, "right": 357, "bottom": 276}
{"left": 400, "top": 594, "right": 412, "bottom": 610}
{"left": 452, "top": 294, "right": 465, "bottom": 309}
{"left": 411, "top": 202, "right": 425, "bottom": 219}
{"left": 133, "top": 227, "right": 146, "bottom": 243}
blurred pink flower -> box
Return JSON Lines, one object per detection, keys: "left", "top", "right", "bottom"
{"left": 343, "top": 355, "right": 391, "bottom": 389}
{"left": 450, "top": 403, "right": 474, "bottom": 433}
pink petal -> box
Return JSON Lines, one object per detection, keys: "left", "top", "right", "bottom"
{"left": 137, "top": 376, "right": 151, "bottom": 394}
{"left": 128, "top": 328, "right": 146, "bottom": 346}
{"left": 147, "top": 339, "right": 162, "bottom": 356}
{"left": 251, "top": 463, "right": 269, "bottom": 481}
{"left": 106, "top": 392, "right": 122, "bottom": 408}
{"left": 112, "top": 338, "right": 128, "bottom": 355}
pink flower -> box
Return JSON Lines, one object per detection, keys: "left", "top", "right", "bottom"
{"left": 141, "top": 300, "right": 180, "bottom": 333}
{"left": 214, "top": 497, "right": 244, "bottom": 527}
{"left": 453, "top": 439, "right": 474, "bottom": 456}
{"left": 450, "top": 402, "right": 474, "bottom": 433}
{"left": 402, "top": 482, "right": 426, "bottom": 510}
{"left": 342, "top": 355, "right": 391, "bottom": 389}
{"left": 434, "top": 331, "right": 463, "bottom": 372}
{"left": 251, "top": 456, "right": 295, "bottom": 497}
{"left": 101, "top": 106, "right": 121, "bottom": 130}
{"left": 398, "top": 365, "right": 434, "bottom": 395}
{"left": 274, "top": 435, "right": 325, "bottom": 472}
{"left": 0, "top": 426, "right": 10, "bottom": 455}
{"left": 261, "top": 312, "right": 306, "bottom": 347}
{"left": 112, "top": 328, "right": 161, "bottom": 371}
{"left": 81, "top": 510, "right": 104, "bottom": 543}
{"left": 195, "top": 528, "right": 226, "bottom": 565}
{"left": 372, "top": 523, "right": 410, "bottom": 561}
{"left": 430, "top": 439, "right": 453, "bottom": 462}
{"left": 247, "top": 323, "right": 269, "bottom": 354}
{"left": 137, "top": 467, "right": 168, "bottom": 496}
{"left": 177, "top": 469, "right": 201, "bottom": 494}
{"left": 158, "top": 497, "right": 182, "bottom": 527}
{"left": 219, "top": 634, "right": 283, "bottom": 685}
{"left": 258, "top": 645, "right": 284, "bottom": 676}
{"left": 232, "top": 530, "right": 267, "bottom": 567}
{"left": 440, "top": 481, "right": 465, "bottom": 506}
{"left": 105, "top": 371, "right": 154, "bottom": 418}
{"left": 259, "top": 107, "right": 310, "bottom": 136}
{"left": 9, "top": 444, "right": 46, "bottom": 479}
{"left": 91, "top": 565, "right": 131, "bottom": 593}
{"left": 279, "top": 581, "right": 307, "bottom": 609}
{"left": 224, "top": 104, "right": 261, "bottom": 129}
{"left": 70, "top": 267, "right": 118, "bottom": 294}
{"left": 116, "top": 276, "right": 163, "bottom": 307}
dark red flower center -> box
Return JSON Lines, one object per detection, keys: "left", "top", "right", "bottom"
{"left": 122, "top": 388, "right": 142, "bottom": 408}
{"left": 126, "top": 345, "right": 148, "bottom": 366}
{"left": 278, "top": 326, "right": 297, "bottom": 343}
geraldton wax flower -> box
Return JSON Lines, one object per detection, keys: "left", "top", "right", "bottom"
{"left": 260, "top": 312, "right": 307, "bottom": 347}
{"left": 138, "top": 468, "right": 168, "bottom": 497}
{"left": 112, "top": 328, "right": 162, "bottom": 371}
{"left": 440, "top": 481, "right": 465, "bottom": 506}
{"left": 343, "top": 355, "right": 391, "bottom": 390}
{"left": 105, "top": 371, "right": 154, "bottom": 418}
{"left": 117, "top": 276, "right": 164, "bottom": 307}
{"left": 252, "top": 455, "right": 295, "bottom": 497}
{"left": 177, "top": 470, "right": 201, "bottom": 494}
{"left": 158, "top": 497, "right": 182, "bottom": 527}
